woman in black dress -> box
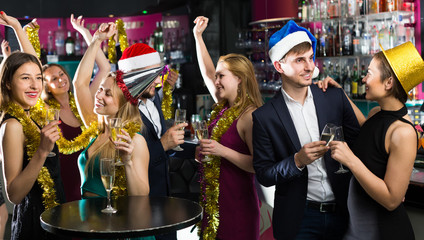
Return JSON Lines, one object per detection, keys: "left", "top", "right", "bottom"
{"left": 328, "top": 42, "right": 424, "bottom": 240}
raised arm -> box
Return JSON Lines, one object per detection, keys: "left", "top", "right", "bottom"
{"left": 70, "top": 14, "right": 111, "bottom": 97}
{"left": 193, "top": 16, "right": 218, "bottom": 103}
{"left": 73, "top": 22, "right": 116, "bottom": 127}
{"left": 0, "top": 12, "right": 38, "bottom": 58}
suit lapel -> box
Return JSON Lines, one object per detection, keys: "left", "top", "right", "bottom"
{"left": 153, "top": 92, "right": 167, "bottom": 136}
{"left": 140, "top": 110, "right": 160, "bottom": 140}
{"left": 271, "top": 91, "right": 302, "bottom": 151}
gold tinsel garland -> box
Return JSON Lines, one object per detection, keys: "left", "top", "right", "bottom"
{"left": 161, "top": 70, "right": 174, "bottom": 120}
{"left": 25, "top": 23, "right": 41, "bottom": 58}
{"left": 45, "top": 93, "right": 99, "bottom": 154}
{"left": 108, "top": 18, "right": 129, "bottom": 63}
{"left": 3, "top": 101, "right": 59, "bottom": 210}
{"left": 111, "top": 121, "right": 141, "bottom": 196}
{"left": 197, "top": 99, "right": 243, "bottom": 239}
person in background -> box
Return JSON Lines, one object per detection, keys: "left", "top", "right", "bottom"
{"left": 319, "top": 42, "right": 422, "bottom": 240}
{"left": 193, "top": 16, "right": 263, "bottom": 239}
{"left": 0, "top": 11, "right": 66, "bottom": 240}
{"left": 252, "top": 20, "right": 361, "bottom": 240}
{"left": 40, "top": 14, "right": 111, "bottom": 202}
{"left": 117, "top": 42, "right": 182, "bottom": 240}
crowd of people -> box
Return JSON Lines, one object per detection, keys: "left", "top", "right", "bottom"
{"left": 0, "top": 9, "right": 423, "bottom": 240}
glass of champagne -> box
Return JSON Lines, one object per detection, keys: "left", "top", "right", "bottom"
{"left": 172, "top": 109, "right": 186, "bottom": 151}
{"left": 197, "top": 120, "right": 212, "bottom": 162}
{"left": 100, "top": 158, "right": 117, "bottom": 214}
{"left": 191, "top": 114, "right": 202, "bottom": 144}
{"left": 46, "top": 109, "right": 60, "bottom": 157}
{"left": 109, "top": 118, "right": 123, "bottom": 166}
{"left": 321, "top": 123, "right": 336, "bottom": 147}
{"left": 333, "top": 126, "right": 350, "bottom": 174}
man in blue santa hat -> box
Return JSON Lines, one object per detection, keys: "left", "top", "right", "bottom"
{"left": 252, "top": 20, "right": 361, "bottom": 240}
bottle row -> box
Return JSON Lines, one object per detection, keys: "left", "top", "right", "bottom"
{"left": 298, "top": 0, "right": 415, "bottom": 22}
{"left": 313, "top": 19, "right": 414, "bottom": 57}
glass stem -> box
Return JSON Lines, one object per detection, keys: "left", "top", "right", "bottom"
{"left": 107, "top": 190, "right": 112, "bottom": 208}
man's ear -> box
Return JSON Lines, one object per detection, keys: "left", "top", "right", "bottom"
{"left": 273, "top": 60, "right": 284, "bottom": 74}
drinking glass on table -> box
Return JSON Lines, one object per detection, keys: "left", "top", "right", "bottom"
{"left": 100, "top": 158, "right": 117, "bottom": 214}
{"left": 109, "top": 118, "right": 123, "bottom": 166}
{"left": 173, "top": 109, "right": 186, "bottom": 151}
{"left": 333, "top": 126, "right": 350, "bottom": 174}
{"left": 46, "top": 109, "right": 60, "bottom": 157}
{"left": 197, "top": 120, "right": 212, "bottom": 162}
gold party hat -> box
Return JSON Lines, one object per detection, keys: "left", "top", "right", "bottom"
{"left": 380, "top": 42, "right": 424, "bottom": 93}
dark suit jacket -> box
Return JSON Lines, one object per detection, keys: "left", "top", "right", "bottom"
{"left": 252, "top": 84, "right": 360, "bottom": 240}
{"left": 140, "top": 92, "right": 171, "bottom": 197}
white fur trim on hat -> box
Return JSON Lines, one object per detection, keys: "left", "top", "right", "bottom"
{"left": 269, "top": 31, "right": 312, "bottom": 63}
{"left": 118, "top": 52, "right": 161, "bottom": 72}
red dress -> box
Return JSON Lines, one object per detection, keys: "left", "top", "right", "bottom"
{"left": 58, "top": 118, "right": 82, "bottom": 202}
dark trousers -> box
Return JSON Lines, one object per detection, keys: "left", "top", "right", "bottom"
{"left": 295, "top": 202, "right": 347, "bottom": 240}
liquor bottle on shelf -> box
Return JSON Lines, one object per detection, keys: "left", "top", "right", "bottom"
{"left": 385, "top": 0, "right": 397, "bottom": 12}
{"left": 369, "top": 0, "right": 380, "bottom": 13}
{"left": 359, "top": 0, "right": 369, "bottom": 15}
{"left": 308, "top": 0, "right": 315, "bottom": 22}
{"left": 370, "top": 25, "right": 379, "bottom": 54}
{"left": 74, "top": 32, "right": 82, "bottom": 56}
{"left": 378, "top": 23, "right": 390, "bottom": 50}
{"left": 320, "top": 25, "right": 327, "bottom": 57}
{"left": 320, "top": 0, "right": 328, "bottom": 19}
{"left": 343, "top": 66, "right": 352, "bottom": 98}
{"left": 342, "top": 25, "right": 353, "bottom": 56}
{"left": 358, "top": 64, "right": 367, "bottom": 98}
{"left": 301, "top": 0, "right": 309, "bottom": 22}
{"left": 55, "top": 19, "right": 65, "bottom": 56}
{"left": 352, "top": 23, "right": 361, "bottom": 55}
{"left": 347, "top": 0, "right": 358, "bottom": 16}
{"left": 334, "top": 23, "right": 342, "bottom": 56}
{"left": 47, "top": 30, "right": 55, "bottom": 55}
{"left": 389, "top": 24, "right": 395, "bottom": 49}
{"left": 361, "top": 24, "right": 371, "bottom": 55}
{"left": 65, "top": 31, "right": 75, "bottom": 56}
{"left": 298, "top": 0, "right": 303, "bottom": 20}
{"left": 325, "top": 24, "right": 334, "bottom": 57}
{"left": 351, "top": 64, "right": 359, "bottom": 99}
{"left": 154, "top": 22, "right": 164, "bottom": 52}
{"left": 328, "top": 0, "right": 340, "bottom": 18}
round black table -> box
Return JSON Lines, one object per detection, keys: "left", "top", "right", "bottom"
{"left": 40, "top": 196, "right": 202, "bottom": 239}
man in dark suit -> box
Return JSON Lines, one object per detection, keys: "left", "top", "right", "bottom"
{"left": 118, "top": 43, "right": 185, "bottom": 240}
{"left": 252, "top": 20, "right": 361, "bottom": 240}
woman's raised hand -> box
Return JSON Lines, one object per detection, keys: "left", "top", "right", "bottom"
{"left": 22, "top": 18, "right": 39, "bottom": 32}
{"left": 70, "top": 14, "right": 90, "bottom": 35}
{"left": 94, "top": 22, "right": 116, "bottom": 42}
{"left": 193, "top": 16, "right": 209, "bottom": 37}
{"left": 0, "top": 11, "right": 20, "bottom": 28}
{"left": 1, "top": 40, "right": 11, "bottom": 58}
{"left": 112, "top": 129, "right": 134, "bottom": 164}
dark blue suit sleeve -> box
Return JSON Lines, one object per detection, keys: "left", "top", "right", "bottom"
{"left": 252, "top": 110, "right": 303, "bottom": 187}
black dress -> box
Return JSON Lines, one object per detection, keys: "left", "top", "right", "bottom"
{"left": 1, "top": 114, "right": 66, "bottom": 240}
{"left": 345, "top": 106, "right": 415, "bottom": 240}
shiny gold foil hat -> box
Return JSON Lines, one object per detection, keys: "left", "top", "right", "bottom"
{"left": 380, "top": 42, "right": 424, "bottom": 93}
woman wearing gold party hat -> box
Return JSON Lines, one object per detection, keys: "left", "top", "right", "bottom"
{"left": 325, "top": 42, "right": 423, "bottom": 239}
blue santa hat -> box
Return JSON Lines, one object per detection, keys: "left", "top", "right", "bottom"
{"left": 269, "top": 20, "right": 319, "bottom": 78}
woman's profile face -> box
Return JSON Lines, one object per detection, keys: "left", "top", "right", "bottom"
{"left": 214, "top": 62, "right": 241, "bottom": 101}
{"left": 9, "top": 62, "right": 43, "bottom": 109}
{"left": 364, "top": 58, "right": 385, "bottom": 101}
{"left": 43, "top": 65, "right": 70, "bottom": 95}
{"left": 94, "top": 77, "right": 120, "bottom": 117}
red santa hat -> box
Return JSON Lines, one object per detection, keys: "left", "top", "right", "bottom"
{"left": 118, "top": 43, "right": 161, "bottom": 72}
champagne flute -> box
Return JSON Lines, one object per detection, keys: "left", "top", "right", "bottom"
{"left": 191, "top": 114, "right": 202, "bottom": 144}
{"left": 333, "top": 126, "right": 350, "bottom": 174}
{"left": 100, "top": 158, "right": 117, "bottom": 213}
{"left": 46, "top": 109, "right": 60, "bottom": 157}
{"left": 321, "top": 123, "right": 336, "bottom": 147}
{"left": 197, "top": 120, "right": 212, "bottom": 162}
{"left": 109, "top": 118, "right": 123, "bottom": 166}
{"left": 172, "top": 109, "right": 186, "bottom": 151}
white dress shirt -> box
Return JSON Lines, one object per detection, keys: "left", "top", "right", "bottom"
{"left": 281, "top": 86, "right": 335, "bottom": 202}
{"left": 139, "top": 97, "right": 162, "bottom": 139}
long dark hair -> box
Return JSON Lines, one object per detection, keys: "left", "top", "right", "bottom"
{"left": 0, "top": 52, "right": 42, "bottom": 108}
{"left": 41, "top": 63, "right": 73, "bottom": 102}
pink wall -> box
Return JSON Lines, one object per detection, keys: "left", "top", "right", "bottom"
{"left": 252, "top": 0, "right": 297, "bottom": 21}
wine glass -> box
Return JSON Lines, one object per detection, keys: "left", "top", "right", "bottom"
{"left": 191, "top": 114, "right": 202, "bottom": 144}
{"left": 109, "top": 118, "right": 123, "bottom": 166}
{"left": 333, "top": 126, "right": 350, "bottom": 174}
{"left": 100, "top": 158, "right": 117, "bottom": 213}
{"left": 321, "top": 123, "right": 336, "bottom": 147}
{"left": 172, "top": 109, "right": 186, "bottom": 151}
{"left": 46, "top": 109, "right": 60, "bottom": 157}
{"left": 197, "top": 120, "right": 212, "bottom": 162}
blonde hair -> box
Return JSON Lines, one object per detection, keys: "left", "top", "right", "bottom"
{"left": 85, "top": 72, "right": 143, "bottom": 175}
{"left": 217, "top": 54, "right": 263, "bottom": 113}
